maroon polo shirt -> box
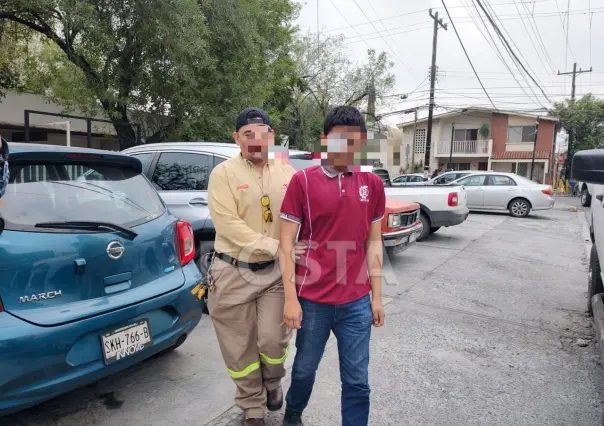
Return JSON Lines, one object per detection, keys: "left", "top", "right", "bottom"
{"left": 280, "top": 165, "right": 386, "bottom": 305}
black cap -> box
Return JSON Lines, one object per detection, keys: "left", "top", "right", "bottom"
{"left": 236, "top": 108, "right": 273, "bottom": 132}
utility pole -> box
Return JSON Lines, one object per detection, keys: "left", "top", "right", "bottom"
{"left": 448, "top": 121, "right": 455, "bottom": 168}
{"left": 425, "top": 9, "right": 447, "bottom": 173}
{"left": 558, "top": 63, "right": 593, "bottom": 179}
{"left": 530, "top": 118, "right": 539, "bottom": 181}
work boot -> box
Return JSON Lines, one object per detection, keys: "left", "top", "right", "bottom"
{"left": 282, "top": 410, "right": 303, "bottom": 426}
{"left": 267, "top": 386, "right": 283, "bottom": 411}
{"left": 244, "top": 419, "right": 265, "bottom": 426}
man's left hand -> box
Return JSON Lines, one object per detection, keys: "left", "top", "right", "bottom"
{"left": 371, "top": 299, "right": 385, "bottom": 327}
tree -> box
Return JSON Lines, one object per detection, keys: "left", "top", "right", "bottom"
{"left": 0, "top": 0, "right": 211, "bottom": 148}
{"left": 279, "top": 32, "right": 395, "bottom": 151}
{"left": 553, "top": 94, "right": 604, "bottom": 175}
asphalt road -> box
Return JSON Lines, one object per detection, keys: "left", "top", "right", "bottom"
{"left": 4, "top": 202, "right": 604, "bottom": 426}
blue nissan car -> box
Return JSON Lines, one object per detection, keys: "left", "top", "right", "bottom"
{"left": 0, "top": 143, "right": 204, "bottom": 416}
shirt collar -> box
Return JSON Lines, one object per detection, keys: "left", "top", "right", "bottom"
{"left": 321, "top": 165, "right": 354, "bottom": 178}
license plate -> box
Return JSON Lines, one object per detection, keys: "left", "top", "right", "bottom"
{"left": 101, "top": 320, "right": 152, "bottom": 365}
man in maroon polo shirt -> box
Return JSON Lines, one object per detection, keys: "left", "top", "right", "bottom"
{"left": 279, "top": 106, "right": 386, "bottom": 426}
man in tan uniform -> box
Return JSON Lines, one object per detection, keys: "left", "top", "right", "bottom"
{"left": 207, "top": 108, "right": 296, "bottom": 426}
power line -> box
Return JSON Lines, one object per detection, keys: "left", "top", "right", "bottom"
{"left": 350, "top": 0, "right": 415, "bottom": 78}
{"left": 465, "top": 0, "right": 544, "bottom": 106}
{"left": 474, "top": 0, "right": 553, "bottom": 104}
{"left": 441, "top": 0, "right": 497, "bottom": 110}
{"left": 327, "top": 0, "right": 372, "bottom": 50}
{"left": 512, "top": 0, "right": 555, "bottom": 75}
{"left": 480, "top": 0, "right": 552, "bottom": 105}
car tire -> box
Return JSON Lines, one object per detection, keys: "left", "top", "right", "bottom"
{"left": 418, "top": 213, "right": 430, "bottom": 241}
{"left": 508, "top": 198, "right": 531, "bottom": 218}
{"left": 581, "top": 187, "right": 592, "bottom": 207}
{"left": 429, "top": 226, "right": 441, "bottom": 234}
{"left": 588, "top": 244, "right": 604, "bottom": 317}
{"left": 158, "top": 333, "right": 188, "bottom": 356}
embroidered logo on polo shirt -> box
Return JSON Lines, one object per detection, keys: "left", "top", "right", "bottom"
{"left": 282, "top": 183, "right": 288, "bottom": 189}
{"left": 237, "top": 184, "right": 250, "bottom": 190}
{"left": 359, "top": 185, "right": 369, "bottom": 202}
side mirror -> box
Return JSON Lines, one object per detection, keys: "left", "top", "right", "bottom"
{"left": 572, "top": 149, "right": 604, "bottom": 184}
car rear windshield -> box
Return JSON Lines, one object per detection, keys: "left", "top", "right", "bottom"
{"left": 0, "top": 161, "right": 165, "bottom": 231}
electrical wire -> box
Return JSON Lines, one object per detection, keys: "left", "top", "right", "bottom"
{"left": 327, "top": 0, "right": 371, "bottom": 50}
{"left": 512, "top": 0, "right": 554, "bottom": 75}
{"left": 465, "top": 0, "right": 544, "bottom": 106}
{"left": 441, "top": 0, "right": 498, "bottom": 111}
{"left": 351, "top": 0, "right": 415, "bottom": 78}
{"left": 474, "top": 0, "right": 553, "bottom": 104}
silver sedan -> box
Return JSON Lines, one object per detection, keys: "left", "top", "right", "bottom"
{"left": 450, "top": 172, "right": 555, "bottom": 217}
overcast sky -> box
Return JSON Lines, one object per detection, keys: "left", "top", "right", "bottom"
{"left": 295, "top": 0, "right": 603, "bottom": 126}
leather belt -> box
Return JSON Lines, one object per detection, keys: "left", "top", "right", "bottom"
{"left": 214, "top": 252, "right": 275, "bottom": 272}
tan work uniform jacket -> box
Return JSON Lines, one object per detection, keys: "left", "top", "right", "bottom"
{"left": 208, "top": 154, "right": 295, "bottom": 263}
{"left": 206, "top": 153, "right": 295, "bottom": 419}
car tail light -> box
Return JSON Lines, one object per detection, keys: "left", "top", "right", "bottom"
{"left": 448, "top": 192, "right": 459, "bottom": 207}
{"left": 176, "top": 221, "right": 195, "bottom": 265}
{"left": 542, "top": 187, "right": 552, "bottom": 196}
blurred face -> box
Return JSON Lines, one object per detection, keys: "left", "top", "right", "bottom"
{"left": 320, "top": 125, "right": 365, "bottom": 168}
{"left": 233, "top": 124, "right": 275, "bottom": 163}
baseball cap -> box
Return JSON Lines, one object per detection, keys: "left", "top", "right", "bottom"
{"left": 236, "top": 108, "right": 273, "bottom": 132}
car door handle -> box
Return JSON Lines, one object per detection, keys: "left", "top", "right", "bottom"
{"left": 597, "top": 194, "right": 603, "bottom": 202}
{"left": 508, "top": 188, "right": 515, "bottom": 191}
{"left": 476, "top": 188, "right": 483, "bottom": 191}
{"left": 189, "top": 197, "right": 208, "bottom": 206}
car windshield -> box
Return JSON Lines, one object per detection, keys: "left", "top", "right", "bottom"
{"left": 1, "top": 162, "right": 165, "bottom": 230}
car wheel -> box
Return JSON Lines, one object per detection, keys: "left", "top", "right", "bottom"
{"left": 508, "top": 198, "right": 531, "bottom": 218}
{"left": 581, "top": 187, "right": 592, "bottom": 207}
{"left": 588, "top": 244, "right": 604, "bottom": 316}
{"left": 429, "top": 226, "right": 441, "bottom": 234}
{"left": 417, "top": 213, "right": 430, "bottom": 241}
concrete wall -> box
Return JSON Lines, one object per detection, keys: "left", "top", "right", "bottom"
{"left": 0, "top": 92, "right": 116, "bottom": 135}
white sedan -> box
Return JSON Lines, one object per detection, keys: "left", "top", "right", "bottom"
{"left": 450, "top": 171, "right": 555, "bottom": 218}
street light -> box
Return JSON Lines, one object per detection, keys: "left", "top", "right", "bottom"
{"left": 47, "top": 120, "right": 71, "bottom": 147}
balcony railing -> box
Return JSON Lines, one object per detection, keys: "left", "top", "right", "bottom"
{"left": 436, "top": 139, "right": 491, "bottom": 156}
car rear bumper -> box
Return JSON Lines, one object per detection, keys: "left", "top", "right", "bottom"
{"left": 383, "top": 221, "right": 423, "bottom": 255}
{"left": 533, "top": 196, "right": 555, "bottom": 211}
{"left": 430, "top": 207, "right": 470, "bottom": 227}
{"left": 0, "top": 262, "right": 204, "bottom": 417}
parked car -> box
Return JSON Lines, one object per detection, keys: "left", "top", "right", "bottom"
{"left": 450, "top": 171, "right": 554, "bottom": 218}
{"left": 121, "top": 143, "right": 423, "bottom": 259}
{"left": 391, "top": 173, "right": 428, "bottom": 186}
{"left": 0, "top": 143, "right": 204, "bottom": 417}
{"left": 361, "top": 167, "right": 470, "bottom": 241}
{"left": 429, "top": 170, "right": 474, "bottom": 185}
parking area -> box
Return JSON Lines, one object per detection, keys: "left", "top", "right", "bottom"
{"left": 4, "top": 204, "right": 604, "bottom": 426}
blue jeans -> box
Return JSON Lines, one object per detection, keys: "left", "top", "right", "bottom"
{"left": 285, "top": 294, "right": 373, "bottom": 426}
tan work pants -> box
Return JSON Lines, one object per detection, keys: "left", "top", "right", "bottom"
{"left": 208, "top": 257, "right": 291, "bottom": 419}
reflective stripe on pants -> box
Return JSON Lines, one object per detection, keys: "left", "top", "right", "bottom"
{"left": 209, "top": 257, "right": 291, "bottom": 419}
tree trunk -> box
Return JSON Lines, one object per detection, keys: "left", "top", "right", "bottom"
{"left": 113, "top": 120, "right": 137, "bottom": 150}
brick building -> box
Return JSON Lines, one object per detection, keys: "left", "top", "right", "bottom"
{"left": 397, "top": 107, "right": 559, "bottom": 184}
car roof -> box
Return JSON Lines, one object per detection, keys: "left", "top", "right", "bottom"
{"left": 121, "top": 141, "right": 308, "bottom": 157}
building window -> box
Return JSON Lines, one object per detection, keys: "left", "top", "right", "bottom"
{"left": 447, "top": 162, "right": 471, "bottom": 171}
{"left": 414, "top": 129, "right": 426, "bottom": 155}
{"left": 453, "top": 129, "right": 478, "bottom": 141}
{"left": 508, "top": 125, "right": 536, "bottom": 143}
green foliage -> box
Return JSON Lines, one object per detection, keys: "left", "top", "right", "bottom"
{"left": 479, "top": 123, "right": 490, "bottom": 139}
{"left": 553, "top": 94, "right": 604, "bottom": 155}
{"left": 0, "top": 0, "right": 212, "bottom": 148}
{"left": 279, "top": 32, "right": 396, "bottom": 151}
